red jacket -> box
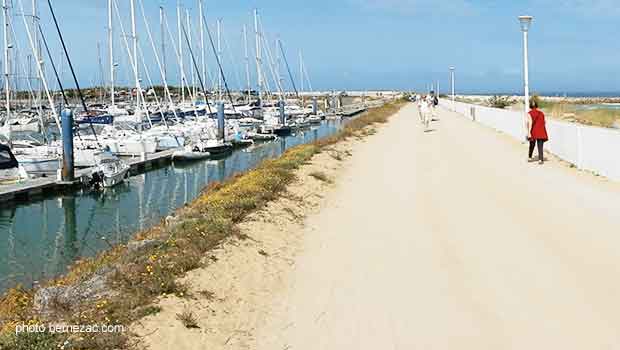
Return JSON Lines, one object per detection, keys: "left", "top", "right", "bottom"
{"left": 529, "top": 108, "right": 548, "bottom": 141}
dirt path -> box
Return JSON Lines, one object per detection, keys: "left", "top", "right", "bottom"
{"left": 136, "top": 103, "right": 620, "bottom": 349}
{"left": 256, "top": 103, "right": 620, "bottom": 349}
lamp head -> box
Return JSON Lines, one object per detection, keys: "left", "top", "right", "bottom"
{"left": 518, "top": 16, "right": 533, "bottom": 32}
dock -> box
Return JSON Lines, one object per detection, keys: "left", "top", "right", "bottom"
{"left": 0, "top": 149, "right": 180, "bottom": 203}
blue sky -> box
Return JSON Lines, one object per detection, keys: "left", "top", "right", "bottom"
{"left": 16, "top": 0, "right": 620, "bottom": 94}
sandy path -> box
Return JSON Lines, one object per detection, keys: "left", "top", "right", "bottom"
{"left": 256, "top": 103, "right": 620, "bottom": 349}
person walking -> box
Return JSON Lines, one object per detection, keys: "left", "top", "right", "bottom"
{"left": 420, "top": 96, "right": 431, "bottom": 131}
{"left": 527, "top": 99, "right": 548, "bottom": 165}
{"left": 417, "top": 95, "right": 426, "bottom": 123}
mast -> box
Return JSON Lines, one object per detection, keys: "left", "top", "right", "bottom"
{"left": 108, "top": 0, "right": 115, "bottom": 107}
{"left": 275, "top": 36, "right": 280, "bottom": 99}
{"left": 217, "top": 18, "right": 222, "bottom": 101}
{"left": 130, "top": 0, "right": 139, "bottom": 112}
{"left": 254, "top": 9, "right": 261, "bottom": 109}
{"left": 299, "top": 50, "right": 304, "bottom": 106}
{"left": 198, "top": 0, "right": 205, "bottom": 101}
{"left": 3, "top": 0, "right": 9, "bottom": 122}
{"left": 186, "top": 8, "right": 194, "bottom": 102}
{"left": 32, "top": 0, "right": 42, "bottom": 117}
{"left": 160, "top": 6, "right": 166, "bottom": 85}
{"left": 299, "top": 51, "right": 303, "bottom": 93}
{"left": 177, "top": 1, "right": 184, "bottom": 104}
{"left": 97, "top": 42, "right": 104, "bottom": 104}
{"left": 243, "top": 24, "right": 250, "bottom": 104}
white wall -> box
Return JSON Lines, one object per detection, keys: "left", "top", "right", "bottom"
{"left": 441, "top": 100, "right": 620, "bottom": 181}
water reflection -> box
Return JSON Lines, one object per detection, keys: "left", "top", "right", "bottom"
{"left": 0, "top": 120, "right": 344, "bottom": 292}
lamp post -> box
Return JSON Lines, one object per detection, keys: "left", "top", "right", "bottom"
{"left": 449, "top": 66, "right": 455, "bottom": 111}
{"left": 519, "top": 15, "right": 533, "bottom": 138}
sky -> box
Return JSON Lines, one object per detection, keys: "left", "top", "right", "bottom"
{"left": 10, "top": 0, "right": 620, "bottom": 94}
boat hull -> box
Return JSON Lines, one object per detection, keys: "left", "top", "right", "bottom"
{"left": 103, "top": 140, "right": 157, "bottom": 156}
{"left": 171, "top": 150, "right": 211, "bottom": 161}
{"left": 16, "top": 157, "right": 61, "bottom": 175}
{"left": 102, "top": 167, "right": 129, "bottom": 188}
{"left": 274, "top": 126, "right": 292, "bottom": 137}
{"left": 77, "top": 115, "right": 113, "bottom": 125}
{"left": 9, "top": 122, "right": 40, "bottom": 133}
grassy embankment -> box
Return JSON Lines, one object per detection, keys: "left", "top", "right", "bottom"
{"left": 454, "top": 96, "right": 620, "bottom": 128}
{"left": 0, "top": 100, "right": 406, "bottom": 350}
{"left": 538, "top": 99, "right": 620, "bottom": 128}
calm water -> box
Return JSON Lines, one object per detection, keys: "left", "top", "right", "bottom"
{"left": 0, "top": 121, "right": 342, "bottom": 292}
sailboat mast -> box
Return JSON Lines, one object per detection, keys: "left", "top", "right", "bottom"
{"left": 185, "top": 9, "right": 193, "bottom": 102}
{"left": 217, "top": 18, "right": 222, "bottom": 101}
{"left": 130, "top": 0, "right": 139, "bottom": 111}
{"left": 32, "top": 0, "right": 43, "bottom": 115}
{"left": 108, "top": 0, "right": 115, "bottom": 107}
{"left": 299, "top": 51, "right": 303, "bottom": 93}
{"left": 243, "top": 24, "right": 250, "bottom": 104}
{"left": 299, "top": 50, "right": 304, "bottom": 106}
{"left": 97, "top": 42, "right": 104, "bottom": 104}
{"left": 198, "top": 0, "right": 205, "bottom": 100}
{"left": 160, "top": 6, "right": 166, "bottom": 85}
{"left": 254, "top": 9, "right": 262, "bottom": 109}
{"left": 177, "top": 1, "right": 184, "bottom": 104}
{"left": 3, "top": 0, "right": 9, "bottom": 120}
{"left": 275, "top": 36, "right": 281, "bottom": 99}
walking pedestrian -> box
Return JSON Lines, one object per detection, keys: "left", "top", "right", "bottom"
{"left": 527, "top": 99, "right": 549, "bottom": 165}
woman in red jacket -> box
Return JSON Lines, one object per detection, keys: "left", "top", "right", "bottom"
{"left": 527, "top": 100, "right": 549, "bottom": 165}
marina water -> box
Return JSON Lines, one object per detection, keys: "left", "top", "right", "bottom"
{"left": 0, "top": 120, "right": 343, "bottom": 293}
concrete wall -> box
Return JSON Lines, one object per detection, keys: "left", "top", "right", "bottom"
{"left": 441, "top": 100, "right": 620, "bottom": 181}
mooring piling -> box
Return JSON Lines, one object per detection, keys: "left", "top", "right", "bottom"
{"left": 217, "top": 101, "right": 225, "bottom": 140}
{"left": 61, "top": 108, "right": 75, "bottom": 182}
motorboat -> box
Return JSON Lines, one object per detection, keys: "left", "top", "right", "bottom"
{"left": 246, "top": 132, "right": 277, "bottom": 141}
{"left": 307, "top": 115, "right": 322, "bottom": 125}
{"left": 171, "top": 144, "right": 211, "bottom": 162}
{"left": 273, "top": 125, "right": 292, "bottom": 137}
{"left": 0, "top": 143, "right": 28, "bottom": 184}
{"left": 90, "top": 152, "right": 130, "bottom": 188}
{"left": 201, "top": 139, "right": 234, "bottom": 157}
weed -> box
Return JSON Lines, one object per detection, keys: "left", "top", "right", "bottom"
{"left": 176, "top": 309, "right": 200, "bottom": 329}
{"left": 138, "top": 306, "right": 162, "bottom": 317}
{"left": 197, "top": 290, "right": 216, "bottom": 301}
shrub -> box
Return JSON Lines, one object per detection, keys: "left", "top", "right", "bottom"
{"left": 489, "top": 95, "right": 516, "bottom": 109}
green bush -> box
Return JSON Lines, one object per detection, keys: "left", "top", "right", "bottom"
{"left": 489, "top": 95, "right": 516, "bottom": 109}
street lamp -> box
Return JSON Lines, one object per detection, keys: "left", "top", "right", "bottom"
{"left": 449, "top": 66, "right": 455, "bottom": 111}
{"left": 519, "top": 15, "right": 533, "bottom": 138}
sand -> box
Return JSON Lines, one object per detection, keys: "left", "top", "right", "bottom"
{"left": 135, "top": 104, "right": 620, "bottom": 349}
